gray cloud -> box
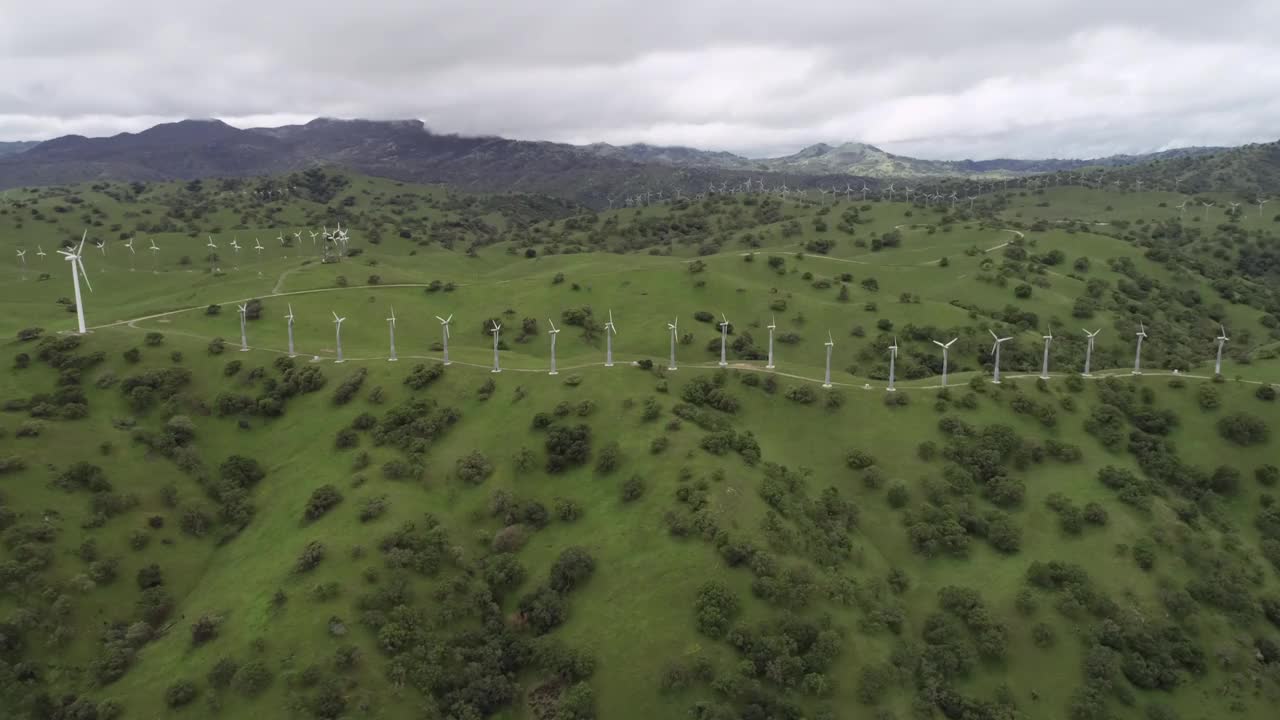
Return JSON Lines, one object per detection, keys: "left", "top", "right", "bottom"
{"left": 3, "top": 0, "right": 1279, "bottom": 159}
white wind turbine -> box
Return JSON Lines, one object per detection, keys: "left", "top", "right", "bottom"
{"left": 1082, "top": 329, "right": 1101, "bottom": 376}
{"left": 436, "top": 314, "right": 453, "bottom": 365}
{"left": 1214, "top": 324, "right": 1228, "bottom": 376}
{"left": 124, "top": 238, "right": 136, "bottom": 271}
{"left": 667, "top": 318, "right": 679, "bottom": 371}
{"left": 332, "top": 312, "right": 347, "bottom": 363}
{"left": 1132, "top": 322, "right": 1147, "bottom": 374}
{"left": 237, "top": 303, "right": 250, "bottom": 352}
{"left": 490, "top": 320, "right": 502, "bottom": 373}
{"left": 57, "top": 231, "right": 92, "bottom": 334}
{"left": 887, "top": 337, "right": 899, "bottom": 392}
{"left": 718, "top": 313, "right": 730, "bottom": 368}
{"left": 933, "top": 337, "right": 958, "bottom": 387}
{"left": 1039, "top": 325, "right": 1054, "bottom": 380}
{"left": 386, "top": 307, "right": 398, "bottom": 361}
{"left": 766, "top": 315, "right": 777, "bottom": 370}
{"left": 604, "top": 310, "right": 617, "bottom": 367}
{"left": 1258, "top": 198, "right": 1270, "bottom": 217}
{"left": 285, "top": 304, "right": 297, "bottom": 357}
{"left": 823, "top": 332, "right": 834, "bottom": 388}
{"left": 16, "top": 248, "right": 26, "bottom": 274}
{"left": 547, "top": 318, "right": 560, "bottom": 375}
{"left": 206, "top": 236, "right": 219, "bottom": 272}
{"left": 148, "top": 238, "right": 159, "bottom": 272}
{"left": 989, "top": 329, "right": 1012, "bottom": 383}
{"left": 254, "top": 237, "right": 264, "bottom": 259}
{"left": 230, "top": 239, "right": 242, "bottom": 269}
{"left": 36, "top": 245, "right": 46, "bottom": 262}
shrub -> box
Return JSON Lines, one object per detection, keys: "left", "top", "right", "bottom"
{"left": 164, "top": 680, "right": 198, "bottom": 707}
{"left": 555, "top": 498, "right": 583, "bottom": 522}
{"left": 596, "top": 442, "right": 622, "bottom": 474}
{"left": 887, "top": 483, "right": 909, "bottom": 508}
{"left": 332, "top": 368, "right": 367, "bottom": 405}
{"left": 304, "top": 485, "right": 344, "bottom": 522}
{"left": 191, "top": 615, "right": 220, "bottom": 646}
{"left": 845, "top": 449, "right": 876, "bottom": 470}
{"left": 456, "top": 451, "right": 494, "bottom": 484}
{"left": 1197, "top": 384, "right": 1220, "bottom": 410}
{"left": 359, "top": 495, "right": 389, "bottom": 522}
{"left": 694, "top": 581, "right": 741, "bottom": 639}
{"left": 208, "top": 658, "right": 239, "bottom": 688}
{"left": 1257, "top": 384, "right": 1277, "bottom": 402}
{"left": 295, "top": 541, "right": 326, "bottom": 572}
{"left": 621, "top": 475, "right": 646, "bottom": 502}
{"left": 1257, "top": 465, "right": 1280, "bottom": 487}
{"left": 232, "top": 661, "right": 273, "bottom": 697}
{"left": 1217, "top": 412, "right": 1269, "bottom": 446}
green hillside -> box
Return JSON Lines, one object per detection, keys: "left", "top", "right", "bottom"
{"left": 2, "top": 171, "right": 1280, "bottom": 720}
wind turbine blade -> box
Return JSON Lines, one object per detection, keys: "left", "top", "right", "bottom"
{"left": 989, "top": 328, "right": 998, "bottom": 340}
{"left": 333, "top": 311, "right": 340, "bottom": 321}
{"left": 78, "top": 258, "right": 93, "bottom": 292}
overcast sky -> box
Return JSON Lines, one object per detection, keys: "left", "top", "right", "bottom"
{"left": 3, "top": 0, "right": 1279, "bottom": 160}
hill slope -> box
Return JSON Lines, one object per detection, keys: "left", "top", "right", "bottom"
{"left": 2, "top": 171, "right": 1280, "bottom": 720}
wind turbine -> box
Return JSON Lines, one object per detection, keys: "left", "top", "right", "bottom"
{"left": 933, "top": 338, "right": 958, "bottom": 387}
{"left": 230, "top": 239, "right": 242, "bottom": 269}
{"left": 124, "top": 238, "right": 136, "bottom": 271}
{"left": 57, "top": 231, "right": 92, "bottom": 334}
{"left": 237, "top": 303, "right": 250, "bottom": 352}
{"left": 285, "top": 304, "right": 296, "bottom": 357}
{"left": 206, "top": 236, "right": 219, "bottom": 272}
{"left": 15, "top": 248, "right": 26, "bottom": 275}
{"left": 1214, "top": 324, "right": 1228, "bottom": 376}
{"left": 604, "top": 310, "right": 617, "bottom": 367}
{"left": 667, "top": 318, "right": 679, "bottom": 371}
{"left": 333, "top": 312, "right": 346, "bottom": 363}
{"left": 823, "top": 332, "right": 834, "bottom": 389}
{"left": 490, "top": 320, "right": 502, "bottom": 373}
{"left": 387, "top": 307, "right": 398, "bottom": 362}
{"left": 718, "top": 313, "right": 730, "bottom": 368}
{"left": 1082, "top": 329, "right": 1101, "bottom": 376}
{"left": 989, "top": 329, "right": 1012, "bottom": 383}
{"left": 36, "top": 245, "right": 46, "bottom": 262}
{"left": 887, "top": 337, "right": 900, "bottom": 391}
{"left": 547, "top": 318, "right": 560, "bottom": 375}
{"left": 94, "top": 239, "right": 107, "bottom": 257}
{"left": 148, "top": 239, "right": 159, "bottom": 272}
{"left": 766, "top": 315, "right": 777, "bottom": 369}
{"left": 436, "top": 314, "right": 453, "bottom": 365}
{"left": 1258, "top": 198, "right": 1270, "bottom": 217}
{"left": 254, "top": 237, "right": 264, "bottom": 259}
{"left": 1132, "top": 322, "right": 1147, "bottom": 375}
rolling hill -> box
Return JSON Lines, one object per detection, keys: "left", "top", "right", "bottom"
{"left": 1, "top": 170, "right": 1280, "bottom": 720}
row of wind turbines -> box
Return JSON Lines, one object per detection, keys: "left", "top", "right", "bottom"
{"left": 228, "top": 305, "right": 1236, "bottom": 389}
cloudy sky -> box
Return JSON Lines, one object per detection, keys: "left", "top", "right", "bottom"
{"left": 3, "top": 0, "right": 1279, "bottom": 160}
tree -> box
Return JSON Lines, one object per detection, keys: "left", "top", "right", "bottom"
{"left": 549, "top": 546, "right": 596, "bottom": 593}
{"left": 456, "top": 451, "right": 494, "bottom": 484}
{"left": 1217, "top": 412, "right": 1269, "bottom": 446}
{"left": 304, "top": 485, "right": 344, "bottom": 521}
{"left": 164, "top": 680, "right": 198, "bottom": 707}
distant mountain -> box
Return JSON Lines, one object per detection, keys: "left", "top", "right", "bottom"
{"left": 0, "top": 117, "right": 1263, "bottom": 204}
{"left": 587, "top": 140, "right": 1226, "bottom": 178}
{"left": 0, "top": 141, "right": 37, "bottom": 158}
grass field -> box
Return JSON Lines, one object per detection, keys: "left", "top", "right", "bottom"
{"left": 2, "top": 172, "right": 1280, "bottom": 720}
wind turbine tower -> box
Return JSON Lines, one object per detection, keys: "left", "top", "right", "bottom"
{"left": 149, "top": 239, "right": 159, "bottom": 272}
{"left": 490, "top": 320, "right": 502, "bottom": 373}
{"left": 667, "top": 318, "right": 679, "bottom": 371}
{"left": 934, "top": 338, "right": 958, "bottom": 387}
{"left": 1214, "top": 324, "right": 1229, "bottom": 376}
{"left": 823, "top": 332, "right": 834, "bottom": 388}
{"left": 1039, "top": 326, "right": 1054, "bottom": 380}
{"left": 604, "top": 310, "right": 617, "bottom": 367}
{"left": 989, "top": 329, "right": 1012, "bottom": 383}
{"left": 436, "top": 314, "right": 453, "bottom": 365}
{"left": 1132, "top": 322, "right": 1147, "bottom": 375}
{"left": 547, "top": 319, "right": 560, "bottom": 375}
{"left": 718, "top": 314, "right": 730, "bottom": 368}
{"left": 285, "top": 304, "right": 296, "bottom": 357}
{"left": 57, "top": 231, "right": 92, "bottom": 334}
{"left": 387, "top": 307, "right": 398, "bottom": 362}
{"left": 1082, "top": 329, "right": 1100, "bottom": 376}
{"left": 766, "top": 315, "right": 777, "bottom": 370}
{"left": 237, "top": 303, "right": 250, "bottom": 352}
{"left": 333, "top": 312, "right": 346, "bottom": 363}
{"left": 888, "top": 337, "right": 899, "bottom": 392}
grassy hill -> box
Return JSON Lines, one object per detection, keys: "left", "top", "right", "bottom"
{"left": 2, "top": 171, "right": 1280, "bottom": 720}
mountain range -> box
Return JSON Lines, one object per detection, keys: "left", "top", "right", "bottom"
{"left": 0, "top": 118, "right": 1263, "bottom": 204}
